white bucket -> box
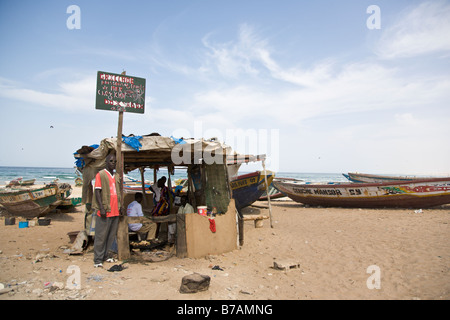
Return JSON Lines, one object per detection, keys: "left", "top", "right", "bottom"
{"left": 197, "top": 206, "right": 207, "bottom": 216}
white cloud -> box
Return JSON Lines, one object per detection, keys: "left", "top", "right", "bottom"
{"left": 201, "top": 24, "right": 266, "bottom": 78}
{"left": 191, "top": 22, "right": 449, "bottom": 130}
{"left": 200, "top": 24, "right": 335, "bottom": 88}
{"left": 375, "top": 1, "right": 450, "bottom": 59}
{"left": 0, "top": 75, "right": 96, "bottom": 112}
{"left": 394, "top": 113, "right": 418, "bottom": 126}
{"left": 192, "top": 60, "right": 450, "bottom": 127}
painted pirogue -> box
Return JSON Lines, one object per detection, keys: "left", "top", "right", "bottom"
{"left": 273, "top": 177, "right": 450, "bottom": 209}
{"left": 0, "top": 183, "right": 72, "bottom": 218}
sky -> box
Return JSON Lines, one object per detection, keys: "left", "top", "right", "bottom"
{"left": 0, "top": 0, "right": 449, "bottom": 175}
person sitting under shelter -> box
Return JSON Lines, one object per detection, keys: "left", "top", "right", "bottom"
{"left": 167, "top": 196, "right": 194, "bottom": 244}
{"left": 177, "top": 196, "right": 194, "bottom": 214}
{"left": 127, "top": 192, "right": 157, "bottom": 240}
{"left": 150, "top": 176, "right": 173, "bottom": 216}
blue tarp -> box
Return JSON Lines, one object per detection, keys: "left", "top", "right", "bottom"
{"left": 171, "top": 136, "right": 186, "bottom": 145}
{"left": 122, "top": 135, "right": 143, "bottom": 151}
{"left": 73, "top": 144, "right": 99, "bottom": 169}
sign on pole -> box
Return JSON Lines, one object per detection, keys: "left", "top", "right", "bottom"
{"left": 95, "top": 70, "right": 144, "bottom": 260}
{"left": 95, "top": 71, "right": 146, "bottom": 114}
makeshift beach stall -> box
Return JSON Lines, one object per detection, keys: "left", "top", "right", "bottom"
{"left": 74, "top": 134, "right": 239, "bottom": 259}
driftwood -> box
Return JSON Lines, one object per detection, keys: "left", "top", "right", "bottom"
{"left": 242, "top": 214, "right": 269, "bottom": 221}
{"left": 250, "top": 204, "right": 269, "bottom": 209}
{"left": 242, "top": 214, "right": 269, "bottom": 228}
{"left": 0, "top": 287, "right": 13, "bottom": 295}
{"left": 141, "top": 212, "right": 177, "bottom": 223}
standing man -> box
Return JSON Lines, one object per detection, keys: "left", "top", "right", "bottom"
{"left": 92, "top": 153, "right": 122, "bottom": 268}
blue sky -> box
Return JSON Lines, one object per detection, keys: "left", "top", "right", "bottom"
{"left": 0, "top": 0, "right": 449, "bottom": 175}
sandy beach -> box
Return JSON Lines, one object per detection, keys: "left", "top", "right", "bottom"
{"left": 0, "top": 184, "right": 449, "bottom": 301}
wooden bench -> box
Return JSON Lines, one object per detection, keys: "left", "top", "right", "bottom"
{"left": 242, "top": 214, "right": 269, "bottom": 228}
{"left": 128, "top": 231, "right": 147, "bottom": 241}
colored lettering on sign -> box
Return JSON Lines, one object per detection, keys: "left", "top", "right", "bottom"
{"left": 95, "top": 71, "right": 146, "bottom": 114}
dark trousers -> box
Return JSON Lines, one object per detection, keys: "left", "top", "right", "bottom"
{"left": 94, "top": 215, "right": 119, "bottom": 264}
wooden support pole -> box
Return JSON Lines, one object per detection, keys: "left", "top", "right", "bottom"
{"left": 262, "top": 159, "right": 274, "bottom": 228}
{"left": 116, "top": 71, "right": 130, "bottom": 260}
{"left": 223, "top": 155, "right": 243, "bottom": 245}
{"left": 140, "top": 167, "right": 148, "bottom": 207}
{"left": 238, "top": 211, "right": 244, "bottom": 246}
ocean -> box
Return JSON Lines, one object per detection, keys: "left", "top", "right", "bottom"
{"left": 0, "top": 166, "right": 349, "bottom": 186}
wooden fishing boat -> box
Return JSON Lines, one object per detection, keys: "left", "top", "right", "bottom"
{"left": 258, "top": 178, "right": 301, "bottom": 201}
{"left": 5, "top": 178, "right": 36, "bottom": 187}
{"left": 258, "top": 184, "right": 284, "bottom": 201}
{"left": 230, "top": 171, "right": 274, "bottom": 210}
{"left": 21, "top": 179, "right": 36, "bottom": 186}
{"left": 123, "top": 182, "right": 153, "bottom": 193}
{"left": 74, "top": 177, "right": 83, "bottom": 187}
{"left": 343, "top": 172, "right": 432, "bottom": 183}
{"left": 0, "top": 183, "right": 72, "bottom": 218}
{"left": 122, "top": 175, "right": 153, "bottom": 193}
{"left": 123, "top": 177, "right": 187, "bottom": 194}
{"left": 5, "top": 177, "right": 22, "bottom": 187}
{"left": 273, "top": 177, "right": 450, "bottom": 209}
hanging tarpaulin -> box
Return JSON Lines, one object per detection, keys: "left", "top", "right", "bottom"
{"left": 122, "top": 135, "right": 143, "bottom": 152}
{"left": 95, "top": 71, "right": 146, "bottom": 114}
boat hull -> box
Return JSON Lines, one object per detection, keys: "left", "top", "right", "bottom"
{"left": 231, "top": 171, "right": 274, "bottom": 210}
{"left": 273, "top": 177, "right": 450, "bottom": 209}
{"left": 258, "top": 185, "right": 284, "bottom": 201}
{"left": 0, "top": 184, "right": 72, "bottom": 218}
{"left": 344, "top": 172, "right": 427, "bottom": 183}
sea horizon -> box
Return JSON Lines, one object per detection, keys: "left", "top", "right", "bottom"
{"left": 2, "top": 165, "right": 446, "bottom": 187}
{"left": 0, "top": 165, "right": 353, "bottom": 186}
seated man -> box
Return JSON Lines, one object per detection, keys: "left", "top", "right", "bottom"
{"left": 177, "top": 196, "right": 195, "bottom": 214}
{"left": 127, "top": 192, "right": 157, "bottom": 240}
{"left": 167, "top": 196, "right": 195, "bottom": 245}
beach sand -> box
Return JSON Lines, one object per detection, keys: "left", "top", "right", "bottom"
{"left": 0, "top": 185, "right": 449, "bottom": 300}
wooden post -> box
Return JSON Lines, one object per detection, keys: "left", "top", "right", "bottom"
{"left": 225, "top": 155, "right": 244, "bottom": 246}
{"left": 262, "top": 158, "right": 274, "bottom": 228}
{"left": 116, "top": 71, "right": 130, "bottom": 261}
{"left": 238, "top": 213, "right": 244, "bottom": 246}
{"left": 140, "top": 167, "right": 148, "bottom": 207}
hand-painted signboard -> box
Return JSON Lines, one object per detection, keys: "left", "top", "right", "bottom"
{"left": 95, "top": 71, "right": 146, "bottom": 113}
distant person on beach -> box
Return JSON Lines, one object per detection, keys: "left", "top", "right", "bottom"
{"left": 127, "top": 192, "right": 157, "bottom": 240}
{"left": 92, "top": 153, "right": 122, "bottom": 268}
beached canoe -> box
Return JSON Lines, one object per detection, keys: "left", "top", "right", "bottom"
{"left": 231, "top": 171, "right": 274, "bottom": 210}
{"left": 273, "top": 177, "right": 450, "bottom": 208}
{"left": 21, "top": 179, "right": 36, "bottom": 186}
{"left": 342, "top": 172, "right": 436, "bottom": 183}
{"left": 258, "top": 184, "right": 284, "bottom": 201}
{"left": 123, "top": 177, "right": 187, "bottom": 194}
{"left": 5, "top": 177, "right": 36, "bottom": 187}
{"left": 0, "top": 183, "right": 72, "bottom": 218}
{"left": 258, "top": 178, "right": 302, "bottom": 201}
